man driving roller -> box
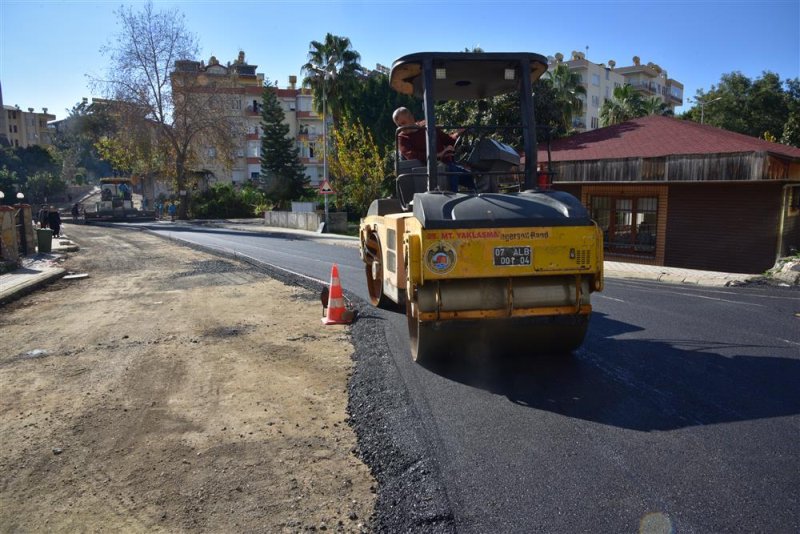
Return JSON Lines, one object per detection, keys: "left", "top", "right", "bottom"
{"left": 392, "top": 107, "right": 474, "bottom": 192}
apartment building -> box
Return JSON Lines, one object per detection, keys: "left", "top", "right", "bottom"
{"left": 171, "top": 51, "right": 324, "bottom": 188}
{"left": 550, "top": 51, "right": 684, "bottom": 132}
{"left": 3, "top": 105, "right": 56, "bottom": 148}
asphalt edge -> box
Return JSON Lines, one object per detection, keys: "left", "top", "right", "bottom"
{"left": 137, "top": 225, "right": 457, "bottom": 532}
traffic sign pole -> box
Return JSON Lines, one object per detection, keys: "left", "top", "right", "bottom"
{"left": 318, "top": 179, "right": 336, "bottom": 232}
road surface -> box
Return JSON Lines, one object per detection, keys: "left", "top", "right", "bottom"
{"left": 146, "top": 224, "right": 800, "bottom": 533}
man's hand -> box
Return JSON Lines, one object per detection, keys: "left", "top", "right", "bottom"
{"left": 438, "top": 145, "right": 455, "bottom": 161}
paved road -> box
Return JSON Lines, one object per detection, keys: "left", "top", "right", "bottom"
{"left": 146, "top": 224, "right": 800, "bottom": 533}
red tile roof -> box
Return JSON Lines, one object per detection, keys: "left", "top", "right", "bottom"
{"left": 537, "top": 115, "right": 800, "bottom": 162}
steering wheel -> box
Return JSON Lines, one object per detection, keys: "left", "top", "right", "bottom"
{"left": 452, "top": 127, "right": 474, "bottom": 164}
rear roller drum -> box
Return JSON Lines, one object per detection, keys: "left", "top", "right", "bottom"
{"left": 408, "top": 311, "right": 590, "bottom": 362}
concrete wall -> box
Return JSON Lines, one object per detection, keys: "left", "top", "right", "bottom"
{"left": 0, "top": 206, "right": 18, "bottom": 262}
{"left": 0, "top": 204, "right": 34, "bottom": 261}
{"left": 264, "top": 210, "right": 348, "bottom": 233}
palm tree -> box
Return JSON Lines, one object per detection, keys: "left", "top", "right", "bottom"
{"left": 301, "top": 33, "right": 363, "bottom": 122}
{"left": 600, "top": 84, "right": 646, "bottom": 126}
{"left": 547, "top": 63, "right": 587, "bottom": 133}
{"left": 641, "top": 96, "right": 673, "bottom": 117}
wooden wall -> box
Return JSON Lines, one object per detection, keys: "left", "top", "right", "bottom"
{"left": 552, "top": 152, "right": 787, "bottom": 183}
{"left": 664, "top": 182, "right": 783, "bottom": 274}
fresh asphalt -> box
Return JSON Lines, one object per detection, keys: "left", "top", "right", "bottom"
{"left": 140, "top": 223, "right": 800, "bottom": 533}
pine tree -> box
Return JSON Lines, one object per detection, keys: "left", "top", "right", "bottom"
{"left": 259, "top": 84, "right": 308, "bottom": 209}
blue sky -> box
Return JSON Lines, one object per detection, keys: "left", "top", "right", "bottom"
{"left": 1, "top": 0, "right": 798, "bottom": 121}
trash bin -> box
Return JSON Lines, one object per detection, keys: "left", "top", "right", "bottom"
{"left": 36, "top": 228, "right": 53, "bottom": 253}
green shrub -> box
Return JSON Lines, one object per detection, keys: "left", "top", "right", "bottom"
{"left": 190, "top": 183, "right": 268, "bottom": 219}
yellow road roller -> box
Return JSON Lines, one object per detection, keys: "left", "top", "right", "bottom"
{"left": 359, "top": 52, "right": 603, "bottom": 362}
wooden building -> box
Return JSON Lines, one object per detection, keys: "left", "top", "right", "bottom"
{"left": 539, "top": 115, "right": 800, "bottom": 274}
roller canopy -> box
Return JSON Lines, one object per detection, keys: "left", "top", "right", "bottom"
{"left": 390, "top": 52, "right": 549, "bottom": 101}
{"left": 412, "top": 191, "right": 593, "bottom": 229}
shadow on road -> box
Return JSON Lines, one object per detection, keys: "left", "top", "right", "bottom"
{"left": 421, "top": 312, "right": 800, "bottom": 431}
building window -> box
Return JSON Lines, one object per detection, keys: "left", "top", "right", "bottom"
{"left": 251, "top": 172, "right": 260, "bottom": 180}
{"left": 591, "top": 73, "right": 600, "bottom": 86}
{"left": 605, "top": 70, "right": 610, "bottom": 80}
{"left": 591, "top": 95, "right": 599, "bottom": 107}
{"left": 591, "top": 117, "right": 599, "bottom": 129}
{"left": 591, "top": 195, "right": 658, "bottom": 255}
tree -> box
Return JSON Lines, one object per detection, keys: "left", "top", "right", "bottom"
{"left": 259, "top": 84, "right": 308, "bottom": 209}
{"left": 93, "top": 1, "right": 240, "bottom": 219}
{"left": 0, "top": 167, "right": 20, "bottom": 205}
{"left": 685, "top": 71, "right": 799, "bottom": 146}
{"left": 0, "top": 145, "right": 64, "bottom": 204}
{"left": 547, "top": 63, "right": 587, "bottom": 133}
{"left": 301, "top": 34, "right": 364, "bottom": 123}
{"left": 641, "top": 96, "right": 673, "bottom": 117}
{"left": 599, "top": 84, "right": 646, "bottom": 126}
{"left": 339, "top": 73, "right": 421, "bottom": 154}
{"left": 329, "top": 117, "right": 386, "bottom": 216}
{"left": 781, "top": 78, "right": 800, "bottom": 146}
{"left": 52, "top": 99, "right": 116, "bottom": 183}
{"left": 24, "top": 171, "right": 66, "bottom": 205}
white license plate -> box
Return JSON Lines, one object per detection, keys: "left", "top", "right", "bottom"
{"left": 493, "top": 246, "right": 532, "bottom": 266}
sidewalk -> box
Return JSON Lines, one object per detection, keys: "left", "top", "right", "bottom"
{"left": 0, "top": 236, "right": 79, "bottom": 305}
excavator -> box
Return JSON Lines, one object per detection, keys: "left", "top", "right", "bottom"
{"left": 359, "top": 52, "right": 604, "bottom": 362}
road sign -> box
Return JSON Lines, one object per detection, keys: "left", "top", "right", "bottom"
{"left": 318, "top": 179, "right": 336, "bottom": 195}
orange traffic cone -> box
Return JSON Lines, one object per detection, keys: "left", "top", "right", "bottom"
{"left": 322, "top": 264, "right": 352, "bottom": 325}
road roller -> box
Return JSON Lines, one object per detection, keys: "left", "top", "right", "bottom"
{"left": 359, "top": 52, "right": 604, "bottom": 362}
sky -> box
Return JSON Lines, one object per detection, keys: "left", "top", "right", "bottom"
{"left": 1, "top": 0, "right": 798, "bottom": 121}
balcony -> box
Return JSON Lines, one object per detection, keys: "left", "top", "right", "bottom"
{"left": 630, "top": 81, "right": 657, "bottom": 95}
{"left": 668, "top": 93, "right": 683, "bottom": 105}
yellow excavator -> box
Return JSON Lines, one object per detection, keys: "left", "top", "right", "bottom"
{"left": 359, "top": 52, "right": 603, "bottom": 362}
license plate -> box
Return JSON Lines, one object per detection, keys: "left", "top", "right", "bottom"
{"left": 493, "top": 246, "right": 532, "bottom": 266}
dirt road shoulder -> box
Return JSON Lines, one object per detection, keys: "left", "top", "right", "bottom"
{"left": 0, "top": 224, "right": 374, "bottom": 532}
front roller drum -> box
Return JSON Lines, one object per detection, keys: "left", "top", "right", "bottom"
{"left": 363, "top": 229, "right": 394, "bottom": 309}
{"left": 407, "top": 308, "right": 590, "bottom": 363}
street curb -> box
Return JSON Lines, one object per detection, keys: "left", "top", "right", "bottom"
{"left": 0, "top": 267, "right": 67, "bottom": 306}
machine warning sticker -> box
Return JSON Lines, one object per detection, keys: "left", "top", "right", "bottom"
{"left": 425, "top": 242, "right": 457, "bottom": 274}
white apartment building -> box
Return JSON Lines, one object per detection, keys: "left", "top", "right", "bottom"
{"left": 172, "top": 52, "right": 324, "bottom": 188}
{"left": 550, "top": 51, "right": 684, "bottom": 132}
